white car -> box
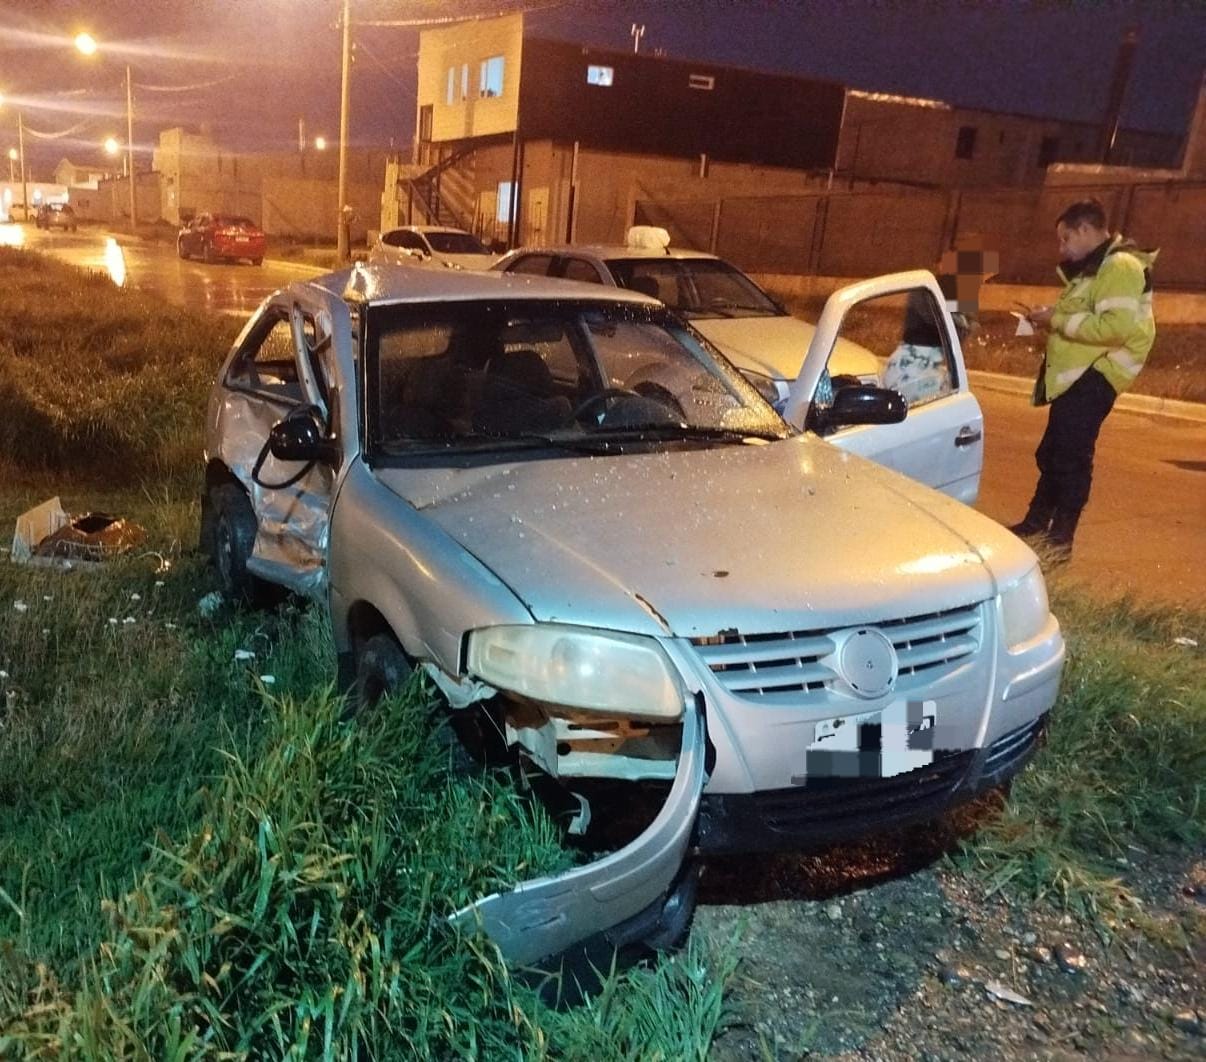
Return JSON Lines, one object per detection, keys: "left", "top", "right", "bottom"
{"left": 200, "top": 264, "right": 1059, "bottom": 966}
{"left": 497, "top": 231, "right": 984, "bottom": 503}
{"left": 369, "top": 225, "right": 499, "bottom": 271}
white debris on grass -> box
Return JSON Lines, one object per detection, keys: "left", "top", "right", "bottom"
{"left": 12, "top": 601, "right": 28, "bottom": 614}
{"left": 259, "top": 675, "right": 276, "bottom": 685}
{"left": 130, "top": 592, "right": 141, "bottom": 602}
{"left": 234, "top": 649, "right": 255, "bottom": 662}
{"left": 984, "top": 981, "right": 1033, "bottom": 1007}
{"left": 198, "top": 591, "right": 223, "bottom": 617}
{"left": 1173, "top": 636, "right": 1198, "bottom": 648}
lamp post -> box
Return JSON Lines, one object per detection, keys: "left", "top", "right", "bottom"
{"left": 18, "top": 110, "right": 27, "bottom": 222}
{"left": 76, "top": 33, "right": 136, "bottom": 232}
{"left": 336, "top": 0, "right": 352, "bottom": 262}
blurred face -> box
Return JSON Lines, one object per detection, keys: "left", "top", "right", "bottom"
{"left": 1057, "top": 221, "right": 1107, "bottom": 263}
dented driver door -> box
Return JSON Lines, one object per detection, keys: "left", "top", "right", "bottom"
{"left": 222, "top": 282, "right": 359, "bottom": 596}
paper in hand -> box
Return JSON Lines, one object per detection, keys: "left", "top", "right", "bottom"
{"left": 1010, "top": 311, "right": 1035, "bottom": 337}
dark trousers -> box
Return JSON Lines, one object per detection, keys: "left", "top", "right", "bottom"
{"left": 1028, "top": 367, "right": 1117, "bottom": 529}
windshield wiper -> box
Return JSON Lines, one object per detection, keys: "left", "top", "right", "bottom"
{"left": 381, "top": 432, "right": 614, "bottom": 457}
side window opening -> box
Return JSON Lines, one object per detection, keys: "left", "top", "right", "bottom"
{"left": 226, "top": 311, "right": 320, "bottom": 404}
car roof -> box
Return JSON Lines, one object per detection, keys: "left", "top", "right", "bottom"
{"left": 308, "top": 262, "right": 664, "bottom": 308}
{"left": 504, "top": 244, "right": 720, "bottom": 263}
{"left": 392, "top": 225, "right": 474, "bottom": 236}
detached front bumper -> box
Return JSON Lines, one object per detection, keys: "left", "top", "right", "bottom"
{"left": 449, "top": 702, "right": 706, "bottom": 966}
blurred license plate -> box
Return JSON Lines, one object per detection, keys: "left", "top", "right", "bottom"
{"left": 235, "top": 236, "right": 250, "bottom": 243}
{"left": 804, "top": 700, "right": 936, "bottom": 779}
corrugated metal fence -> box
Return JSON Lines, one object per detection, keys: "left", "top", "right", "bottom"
{"left": 635, "top": 181, "right": 1206, "bottom": 288}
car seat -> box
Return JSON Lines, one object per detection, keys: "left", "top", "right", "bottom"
{"left": 474, "top": 349, "right": 572, "bottom": 434}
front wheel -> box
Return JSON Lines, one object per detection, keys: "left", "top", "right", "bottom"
{"left": 350, "top": 632, "right": 414, "bottom": 715}
{"left": 209, "top": 483, "right": 274, "bottom": 606}
{"left": 202, "top": 240, "right": 216, "bottom": 264}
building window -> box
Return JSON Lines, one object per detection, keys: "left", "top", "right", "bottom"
{"left": 479, "top": 55, "right": 504, "bottom": 98}
{"left": 446, "top": 67, "right": 455, "bottom": 105}
{"left": 1038, "top": 136, "right": 1061, "bottom": 168}
{"left": 688, "top": 74, "right": 715, "bottom": 91}
{"left": 955, "top": 125, "right": 977, "bottom": 159}
{"left": 496, "top": 181, "right": 513, "bottom": 223}
{"left": 461, "top": 64, "right": 469, "bottom": 101}
{"left": 586, "top": 64, "right": 614, "bottom": 87}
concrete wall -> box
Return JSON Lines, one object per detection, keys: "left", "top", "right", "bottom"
{"left": 261, "top": 176, "right": 380, "bottom": 243}
{"left": 418, "top": 13, "right": 522, "bottom": 145}
{"left": 835, "top": 92, "right": 1181, "bottom": 187}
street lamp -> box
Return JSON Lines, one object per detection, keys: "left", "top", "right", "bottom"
{"left": 104, "top": 136, "right": 127, "bottom": 176}
{"left": 314, "top": 135, "right": 327, "bottom": 151}
{"left": 0, "top": 94, "right": 28, "bottom": 222}
{"left": 76, "top": 32, "right": 136, "bottom": 232}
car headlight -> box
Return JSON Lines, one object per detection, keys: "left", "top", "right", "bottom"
{"left": 466, "top": 624, "right": 685, "bottom": 720}
{"left": 999, "top": 566, "right": 1050, "bottom": 649}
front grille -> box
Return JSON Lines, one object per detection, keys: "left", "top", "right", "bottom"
{"left": 754, "top": 749, "right": 975, "bottom": 835}
{"left": 691, "top": 603, "right": 984, "bottom": 705}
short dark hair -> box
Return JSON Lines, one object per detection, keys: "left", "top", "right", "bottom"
{"left": 1057, "top": 198, "right": 1107, "bottom": 230}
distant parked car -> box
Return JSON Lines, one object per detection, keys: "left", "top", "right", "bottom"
{"left": 178, "top": 213, "right": 266, "bottom": 265}
{"left": 368, "top": 225, "right": 499, "bottom": 271}
{"left": 35, "top": 203, "right": 78, "bottom": 232}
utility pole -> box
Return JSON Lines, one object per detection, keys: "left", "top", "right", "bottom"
{"left": 336, "top": 0, "right": 352, "bottom": 262}
{"left": 126, "top": 65, "right": 136, "bottom": 231}
{"left": 18, "top": 111, "right": 27, "bottom": 223}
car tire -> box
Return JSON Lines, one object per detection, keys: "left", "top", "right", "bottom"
{"left": 202, "top": 240, "right": 216, "bottom": 264}
{"left": 178, "top": 239, "right": 189, "bottom": 260}
{"left": 349, "top": 632, "right": 414, "bottom": 715}
{"left": 210, "top": 483, "right": 274, "bottom": 606}
{"left": 252, "top": 257, "right": 263, "bottom": 267}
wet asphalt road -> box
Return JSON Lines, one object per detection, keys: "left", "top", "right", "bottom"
{"left": 8, "top": 222, "right": 324, "bottom": 317}
{"left": 10, "top": 221, "right": 1206, "bottom": 605}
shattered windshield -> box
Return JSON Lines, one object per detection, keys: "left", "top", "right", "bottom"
{"left": 605, "top": 258, "right": 783, "bottom": 320}
{"left": 366, "top": 299, "right": 788, "bottom": 457}
{"left": 425, "top": 232, "right": 490, "bottom": 255}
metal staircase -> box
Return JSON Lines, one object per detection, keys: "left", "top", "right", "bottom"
{"left": 406, "top": 147, "right": 476, "bottom": 231}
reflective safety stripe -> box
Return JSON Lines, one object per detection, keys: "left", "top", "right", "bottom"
{"left": 1096, "top": 295, "right": 1140, "bottom": 313}
{"left": 1062, "top": 311, "right": 1089, "bottom": 337}
{"left": 1106, "top": 348, "right": 1144, "bottom": 380}
{"left": 1054, "top": 365, "right": 1088, "bottom": 388}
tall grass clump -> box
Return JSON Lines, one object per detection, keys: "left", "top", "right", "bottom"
{"left": 0, "top": 248, "right": 238, "bottom": 482}
{"left": 0, "top": 551, "right": 734, "bottom": 1057}
{"left": 961, "top": 581, "right": 1206, "bottom": 915}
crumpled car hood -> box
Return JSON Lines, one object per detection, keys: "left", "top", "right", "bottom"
{"left": 372, "top": 438, "right": 1023, "bottom": 639}
{"left": 694, "top": 315, "right": 879, "bottom": 382}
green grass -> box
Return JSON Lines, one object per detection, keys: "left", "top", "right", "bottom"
{"left": 0, "top": 248, "right": 238, "bottom": 485}
{"left": 0, "top": 534, "right": 735, "bottom": 1058}
{"left": 959, "top": 571, "right": 1206, "bottom": 917}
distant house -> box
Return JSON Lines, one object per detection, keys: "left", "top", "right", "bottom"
{"left": 54, "top": 158, "right": 116, "bottom": 190}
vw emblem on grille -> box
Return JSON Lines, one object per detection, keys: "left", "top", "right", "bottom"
{"left": 836, "top": 627, "right": 898, "bottom": 699}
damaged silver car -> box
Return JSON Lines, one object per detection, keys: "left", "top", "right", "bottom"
{"left": 200, "top": 264, "right": 1064, "bottom": 968}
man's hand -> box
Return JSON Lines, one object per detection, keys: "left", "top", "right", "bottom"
{"left": 1028, "top": 306, "right": 1054, "bottom": 327}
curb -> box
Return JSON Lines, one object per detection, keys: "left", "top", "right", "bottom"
{"left": 968, "top": 370, "right": 1206, "bottom": 424}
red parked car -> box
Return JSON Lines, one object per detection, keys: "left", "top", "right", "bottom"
{"left": 177, "top": 213, "right": 266, "bottom": 265}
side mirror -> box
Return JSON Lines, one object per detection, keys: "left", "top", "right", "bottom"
{"left": 813, "top": 385, "right": 907, "bottom": 433}
{"left": 268, "top": 408, "right": 338, "bottom": 465}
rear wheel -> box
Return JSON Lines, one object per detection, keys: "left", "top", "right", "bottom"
{"left": 209, "top": 483, "right": 274, "bottom": 606}
{"left": 252, "top": 257, "right": 263, "bottom": 267}
{"left": 202, "top": 240, "right": 216, "bottom": 264}
{"left": 177, "top": 238, "right": 189, "bottom": 260}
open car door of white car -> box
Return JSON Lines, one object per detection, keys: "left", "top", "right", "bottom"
{"left": 782, "top": 270, "right": 984, "bottom": 503}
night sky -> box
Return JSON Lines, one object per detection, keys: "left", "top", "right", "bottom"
{"left": 3, "top": 0, "right": 1204, "bottom": 175}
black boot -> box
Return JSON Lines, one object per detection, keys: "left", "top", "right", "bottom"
{"left": 1008, "top": 497, "right": 1056, "bottom": 538}
{"left": 1045, "top": 508, "right": 1081, "bottom": 562}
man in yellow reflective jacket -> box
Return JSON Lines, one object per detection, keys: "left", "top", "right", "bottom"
{"left": 1010, "top": 198, "right": 1157, "bottom": 556}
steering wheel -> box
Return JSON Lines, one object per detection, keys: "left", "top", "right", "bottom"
{"left": 564, "top": 387, "right": 642, "bottom": 425}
